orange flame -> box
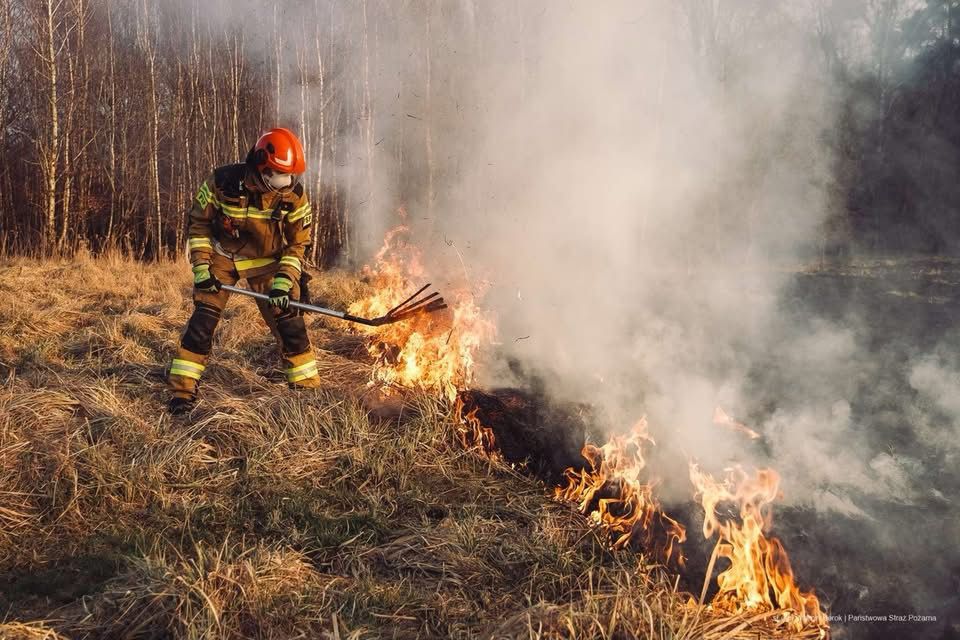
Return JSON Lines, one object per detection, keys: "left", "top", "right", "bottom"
{"left": 713, "top": 407, "right": 761, "bottom": 440}
{"left": 348, "top": 224, "right": 495, "bottom": 401}
{"left": 555, "top": 418, "right": 686, "bottom": 565}
{"left": 452, "top": 397, "right": 501, "bottom": 459}
{"left": 689, "top": 463, "right": 828, "bottom": 630}
{"left": 350, "top": 226, "right": 825, "bottom": 633}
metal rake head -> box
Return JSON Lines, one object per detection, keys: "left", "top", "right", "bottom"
{"left": 371, "top": 283, "right": 448, "bottom": 326}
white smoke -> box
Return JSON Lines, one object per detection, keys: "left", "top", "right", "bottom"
{"left": 246, "top": 0, "right": 960, "bottom": 521}
{"left": 408, "top": 1, "right": 839, "bottom": 481}
{"left": 200, "top": 0, "right": 957, "bottom": 623}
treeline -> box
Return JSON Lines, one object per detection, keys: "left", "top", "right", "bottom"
{"left": 822, "top": 0, "right": 960, "bottom": 254}
{"left": 1, "top": 1, "right": 960, "bottom": 262}
{"left": 0, "top": 0, "right": 399, "bottom": 265}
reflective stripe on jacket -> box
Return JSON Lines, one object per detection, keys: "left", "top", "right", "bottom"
{"left": 186, "top": 163, "right": 312, "bottom": 280}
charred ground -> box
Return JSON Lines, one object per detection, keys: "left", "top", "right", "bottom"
{"left": 761, "top": 261, "right": 960, "bottom": 640}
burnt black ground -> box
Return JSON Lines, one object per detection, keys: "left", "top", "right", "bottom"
{"left": 479, "top": 260, "right": 960, "bottom": 640}
{"left": 457, "top": 387, "right": 590, "bottom": 484}
{"left": 740, "top": 261, "right": 960, "bottom": 640}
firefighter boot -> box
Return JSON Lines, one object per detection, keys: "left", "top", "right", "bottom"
{"left": 270, "top": 302, "right": 321, "bottom": 389}
{"left": 284, "top": 349, "right": 322, "bottom": 389}
{"left": 168, "top": 347, "right": 208, "bottom": 414}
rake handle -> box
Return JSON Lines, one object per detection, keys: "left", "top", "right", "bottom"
{"left": 220, "top": 284, "right": 440, "bottom": 327}
{"left": 221, "top": 284, "right": 367, "bottom": 323}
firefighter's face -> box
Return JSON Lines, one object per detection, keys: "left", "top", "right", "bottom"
{"left": 262, "top": 167, "right": 294, "bottom": 190}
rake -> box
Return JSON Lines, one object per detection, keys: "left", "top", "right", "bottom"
{"left": 220, "top": 283, "right": 447, "bottom": 327}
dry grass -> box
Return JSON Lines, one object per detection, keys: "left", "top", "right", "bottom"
{"left": 0, "top": 254, "right": 824, "bottom": 639}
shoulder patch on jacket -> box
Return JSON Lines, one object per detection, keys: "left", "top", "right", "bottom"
{"left": 195, "top": 182, "right": 212, "bottom": 208}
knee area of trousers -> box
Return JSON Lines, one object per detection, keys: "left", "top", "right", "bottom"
{"left": 182, "top": 302, "right": 222, "bottom": 354}
{"left": 276, "top": 314, "right": 310, "bottom": 354}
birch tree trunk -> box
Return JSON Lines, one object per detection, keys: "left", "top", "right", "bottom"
{"left": 59, "top": 48, "right": 76, "bottom": 252}
{"left": 105, "top": 2, "right": 117, "bottom": 247}
{"left": 361, "top": 0, "right": 374, "bottom": 259}
{"left": 298, "top": 25, "right": 308, "bottom": 155}
{"left": 312, "top": 0, "right": 326, "bottom": 265}
{"left": 274, "top": 2, "right": 282, "bottom": 123}
{"left": 0, "top": 2, "right": 13, "bottom": 247}
{"left": 173, "top": 61, "right": 186, "bottom": 256}
{"left": 76, "top": 0, "right": 91, "bottom": 253}
{"left": 229, "top": 30, "right": 243, "bottom": 158}
{"left": 138, "top": 0, "right": 162, "bottom": 257}
{"left": 41, "top": 0, "right": 61, "bottom": 256}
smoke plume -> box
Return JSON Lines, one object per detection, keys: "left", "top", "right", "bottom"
{"left": 265, "top": 1, "right": 959, "bottom": 634}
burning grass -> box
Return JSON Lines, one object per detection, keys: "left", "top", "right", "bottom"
{"left": 347, "top": 224, "right": 495, "bottom": 402}
{"left": 553, "top": 417, "right": 687, "bottom": 566}
{"left": 0, "top": 252, "right": 825, "bottom": 639}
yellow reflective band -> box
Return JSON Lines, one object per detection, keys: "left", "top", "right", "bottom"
{"left": 287, "top": 203, "right": 312, "bottom": 223}
{"left": 286, "top": 360, "right": 317, "bottom": 374}
{"left": 287, "top": 367, "right": 319, "bottom": 383}
{"left": 279, "top": 256, "right": 301, "bottom": 271}
{"left": 215, "top": 200, "right": 278, "bottom": 220}
{"left": 170, "top": 366, "right": 203, "bottom": 380}
{"left": 188, "top": 237, "right": 212, "bottom": 249}
{"left": 171, "top": 359, "right": 205, "bottom": 380}
{"left": 218, "top": 202, "right": 247, "bottom": 218}
{"left": 172, "top": 359, "right": 205, "bottom": 373}
{"left": 286, "top": 360, "right": 319, "bottom": 382}
{"left": 234, "top": 256, "right": 276, "bottom": 271}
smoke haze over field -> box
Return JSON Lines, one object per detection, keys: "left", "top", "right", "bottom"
{"left": 313, "top": 0, "right": 847, "bottom": 491}
{"left": 27, "top": 0, "right": 954, "bottom": 631}
{"left": 1, "top": 0, "right": 958, "bottom": 635}
{"left": 265, "top": 2, "right": 959, "bottom": 633}
{"left": 265, "top": 1, "right": 954, "bottom": 512}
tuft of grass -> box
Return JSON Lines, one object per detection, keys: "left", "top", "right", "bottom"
{"left": 0, "top": 256, "right": 821, "bottom": 639}
{"left": 0, "top": 621, "right": 70, "bottom": 640}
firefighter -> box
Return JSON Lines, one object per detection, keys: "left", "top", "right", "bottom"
{"left": 168, "top": 127, "right": 320, "bottom": 414}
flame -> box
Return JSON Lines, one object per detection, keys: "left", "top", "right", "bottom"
{"left": 554, "top": 418, "right": 686, "bottom": 565}
{"left": 689, "top": 463, "right": 828, "bottom": 630}
{"left": 452, "top": 397, "right": 501, "bottom": 459}
{"left": 713, "top": 407, "right": 761, "bottom": 440}
{"left": 349, "top": 223, "right": 495, "bottom": 401}
{"left": 350, "top": 225, "right": 826, "bottom": 634}
{"left": 554, "top": 416, "right": 826, "bottom": 632}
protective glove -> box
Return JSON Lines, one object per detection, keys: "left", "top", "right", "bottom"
{"left": 268, "top": 274, "right": 293, "bottom": 310}
{"left": 192, "top": 263, "right": 222, "bottom": 293}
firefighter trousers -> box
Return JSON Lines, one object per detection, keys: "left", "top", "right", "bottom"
{"left": 168, "top": 252, "right": 320, "bottom": 400}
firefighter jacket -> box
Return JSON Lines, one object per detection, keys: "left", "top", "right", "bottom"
{"left": 187, "top": 163, "right": 312, "bottom": 281}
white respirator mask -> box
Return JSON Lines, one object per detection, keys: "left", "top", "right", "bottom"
{"left": 264, "top": 170, "right": 294, "bottom": 191}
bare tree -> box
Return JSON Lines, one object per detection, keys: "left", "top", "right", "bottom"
{"left": 137, "top": 0, "right": 162, "bottom": 257}
{"left": 0, "top": 1, "right": 15, "bottom": 247}
{"left": 59, "top": 0, "right": 91, "bottom": 253}
{"left": 311, "top": 0, "right": 327, "bottom": 265}
{"left": 228, "top": 28, "right": 243, "bottom": 159}
{"left": 424, "top": 0, "right": 435, "bottom": 222}
{"left": 32, "top": 0, "right": 64, "bottom": 255}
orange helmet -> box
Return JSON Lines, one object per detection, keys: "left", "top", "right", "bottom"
{"left": 248, "top": 127, "right": 306, "bottom": 175}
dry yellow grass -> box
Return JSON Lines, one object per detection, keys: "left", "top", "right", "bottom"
{"left": 0, "top": 253, "right": 823, "bottom": 639}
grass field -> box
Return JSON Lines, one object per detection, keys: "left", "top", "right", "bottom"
{"left": 0, "top": 253, "right": 823, "bottom": 639}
